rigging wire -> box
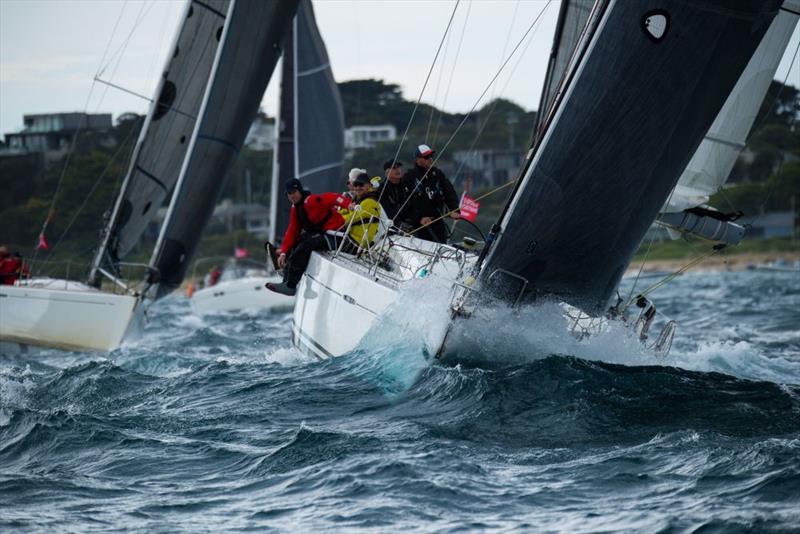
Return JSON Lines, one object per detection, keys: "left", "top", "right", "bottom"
{"left": 376, "top": 0, "right": 461, "bottom": 206}
{"left": 31, "top": 0, "right": 151, "bottom": 267}
{"left": 448, "top": 4, "right": 547, "bottom": 184}
{"left": 386, "top": 0, "right": 552, "bottom": 223}
{"left": 42, "top": 117, "right": 144, "bottom": 261}
{"left": 95, "top": 0, "right": 155, "bottom": 112}
{"left": 432, "top": 0, "right": 473, "bottom": 145}
{"left": 425, "top": 13, "right": 455, "bottom": 141}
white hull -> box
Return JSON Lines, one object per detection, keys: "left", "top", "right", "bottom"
{"left": 292, "top": 236, "right": 472, "bottom": 360}
{"left": 292, "top": 254, "right": 399, "bottom": 359}
{"left": 0, "top": 280, "right": 140, "bottom": 352}
{"left": 190, "top": 276, "right": 294, "bottom": 314}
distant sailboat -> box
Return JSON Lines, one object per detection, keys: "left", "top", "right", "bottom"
{"left": 290, "top": 0, "right": 785, "bottom": 360}
{"left": 0, "top": 0, "right": 300, "bottom": 351}
{"left": 190, "top": 0, "right": 344, "bottom": 314}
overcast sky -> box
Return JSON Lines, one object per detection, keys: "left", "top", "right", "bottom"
{"left": 1, "top": 0, "right": 798, "bottom": 137}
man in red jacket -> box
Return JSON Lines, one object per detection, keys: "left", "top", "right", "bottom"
{"left": 266, "top": 178, "right": 350, "bottom": 296}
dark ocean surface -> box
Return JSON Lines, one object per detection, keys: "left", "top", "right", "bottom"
{"left": 1, "top": 269, "right": 799, "bottom": 532}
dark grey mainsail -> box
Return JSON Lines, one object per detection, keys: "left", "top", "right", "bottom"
{"left": 532, "top": 0, "right": 595, "bottom": 139}
{"left": 269, "top": 0, "right": 345, "bottom": 244}
{"left": 89, "top": 0, "right": 230, "bottom": 285}
{"left": 148, "top": 0, "right": 300, "bottom": 298}
{"left": 480, "top": 0, "right": 782, "bottom": 314}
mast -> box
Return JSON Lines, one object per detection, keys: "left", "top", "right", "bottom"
{"left": 268, "top": 0, "right": 345, "bottom": 245}
{"left": 89, "top": 0, "right": 231, "bottom": 286}
{"left": 269, "top": 12, "right": 297, "bottom": 245}
{"left": 147, "top": 0, "right": 301, "bottom": 299}
{"left": 479, "top": 0, "right": 783, "bottom": 314}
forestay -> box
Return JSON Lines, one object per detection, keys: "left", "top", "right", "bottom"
{"left": 149, "top": 0, "right": 301, "bottom": 299}
{"left": 89, "top": 0, "right": 231, "bottom": 284}
{"left": 480, "top": 0, "right": 783, "bottom": 314}
{"left": 269, "top": 0, "right": 345, "bottom": 244}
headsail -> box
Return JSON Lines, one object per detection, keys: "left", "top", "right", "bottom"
{"left": 532, "top": 0, "right": 595, "bottom": 139}
{"left": 89, "top": 0, "right": 230, "bottom": 284}
{"left": 480, "top": 0, "right": 783, "bottom": 314}
{"left": 148, "top": 0, "right": 301, "bottom": 298}
{"left": 660, "top": 1, "right": 799, "bottom": 215}
{"left": 269, "top": 0, "right": 345, "bottom": 244}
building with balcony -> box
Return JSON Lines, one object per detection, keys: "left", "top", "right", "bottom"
{"left": 3, "top": 113, "right": 112, "bottom": 156}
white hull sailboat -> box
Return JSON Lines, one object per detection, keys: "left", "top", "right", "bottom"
{"left": 1, "top": 0, "right": 302, "bottom": 352}
{"left": 290, "top": 0, "right": 790, "bottom": 362}
{"left": 0, "top": 280, "right": 142, "bottom": 352}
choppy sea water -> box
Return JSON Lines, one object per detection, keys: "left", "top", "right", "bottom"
{"left": 1, "top": 269, "right": 799, "bottom": 532}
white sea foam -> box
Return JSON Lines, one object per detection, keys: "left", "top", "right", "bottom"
{"left": 352, "top": 274, "right": 455, "bottom": 394}
{"left": 0, "top": 366, "right": 36, "bottom": 426}
{"left": 444, "top": 297, "right": 800, "bottom": 385}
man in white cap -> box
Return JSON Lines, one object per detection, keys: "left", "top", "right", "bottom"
{"left": 402, "top": 144, "right": 460, "bottom": 243}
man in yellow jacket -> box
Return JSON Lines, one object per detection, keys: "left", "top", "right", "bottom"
{"left": 340, "top": 172, "right": 382, "bottom": 250}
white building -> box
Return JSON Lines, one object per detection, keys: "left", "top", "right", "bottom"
{"left": 344, "top": 125, "right": 397, "bottom": 151}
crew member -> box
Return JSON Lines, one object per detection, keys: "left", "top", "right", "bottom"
{"left": 379, "top": 159, "right": 412, "bottom": 228}
{"left": 403, "top": 144, "right": 460, "bottom": 243}
{"left": 342, "top": 172, "right": 382, "bottom": 251}
{"left": 345, "top": 167, "right": 366, "bottom": 199}
{"left": 266, "top": 178, "right": 350, "bottom": 296}
{"left": 0, "top": 247, "right": 28, "bottom": 285}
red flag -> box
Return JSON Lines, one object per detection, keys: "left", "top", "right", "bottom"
{"left": 234, "top": 247, "right": 248, "bottom": 259}
{"left": 37, "top": 231, "right": 49, "bottom": 250}
{"left": 459, "top": 193, "right": 480, "bottom": 222}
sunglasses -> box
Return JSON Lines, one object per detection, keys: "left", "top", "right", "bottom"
{"left": 420, "top": 155, "right": 433, "bottom": 160}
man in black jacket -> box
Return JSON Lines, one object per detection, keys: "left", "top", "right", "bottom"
{"left": 378, "top": 159, "right": 413, "bottom": 228}
{"left": 402, "top": 144, "right": 460, "bottom": 243}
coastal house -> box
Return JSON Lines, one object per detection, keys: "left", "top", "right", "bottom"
{"left": 2, "top": 113, "right": 112, "bottom": 160}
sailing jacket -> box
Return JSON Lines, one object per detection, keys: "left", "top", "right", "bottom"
{"left": 379, "top": 179, "right": 413, "bottom": 226}
{"left": 280, "top": 192, "right": 350, "bottom": 254}
{"left": 402, "top": 165, "right": 460, "bottom": 224}
{"left": 341, "top": 191, "right": 382, "bottom": 248}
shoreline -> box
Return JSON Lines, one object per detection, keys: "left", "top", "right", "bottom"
{"left": 626, "top": 250, "right": 800, "bottom": 276}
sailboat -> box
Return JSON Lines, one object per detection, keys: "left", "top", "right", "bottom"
{"left": 0, "top": 0, "right": 301, "bottom": 352}
{"left": 290, "top": 0, "right": 788, "bottom": 360}
{"left": 190, "top": 0, "right": 344, "bottom": 315}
